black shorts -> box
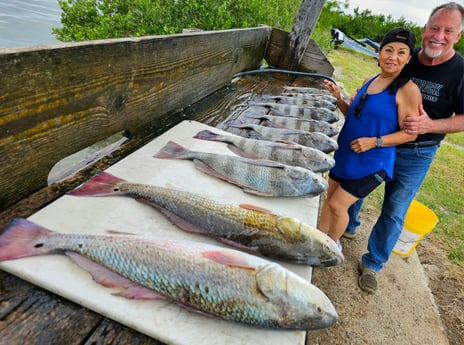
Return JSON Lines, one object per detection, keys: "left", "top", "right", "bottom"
{"left": 329, "top": 170, "right": 387, "bottom": 198}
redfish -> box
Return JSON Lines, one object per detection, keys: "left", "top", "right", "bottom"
{"left": 0, "top": 218, "right": 338, "bottom": 330}
{"left": 68, "top": 172, "right": 343, "bottom": 267}
{"left": 153, "top": 141, "right": 328, "bottom": 197}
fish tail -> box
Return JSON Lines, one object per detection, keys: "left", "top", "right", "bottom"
{"left": 224, "top": 120, "right": 247, "bottom": 129}
{"left": 153, "top": 141, "right": 191, "bottom": 159}
{"left": 0, "top": 218, "right": 54, "bottom": 261}
{"left": 193, "top": 130, "right": 221, "bottom": 142}
{"left": 67, "top": 171, "right": 125, "bottom": 197}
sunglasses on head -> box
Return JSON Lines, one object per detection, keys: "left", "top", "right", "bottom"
{"left": 354, "top": 93, "right": 368, "bottom": 118}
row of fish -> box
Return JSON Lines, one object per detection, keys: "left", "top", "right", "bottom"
{"left": 0, "top": 85, "right": 341, "bottom": 331}
{"left": 145, "top": 85, "right": 340, "bottom": 199}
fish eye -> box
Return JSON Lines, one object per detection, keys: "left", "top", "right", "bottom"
{"left": 313, "top": 304, "right": 323, "bottom": 316}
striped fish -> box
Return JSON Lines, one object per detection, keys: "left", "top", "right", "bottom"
{"left": 153, "top": 141, "right": 328, "bottom": 197}
{"left": 193, "top": 130, "right": 335, "bottom": 172}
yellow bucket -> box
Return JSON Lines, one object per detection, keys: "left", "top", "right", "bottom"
{"left": 392, "top": 200, "right": 438, "bottom": 257}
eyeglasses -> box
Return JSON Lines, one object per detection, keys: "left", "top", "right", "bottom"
{"left": 354, "top": 93, "right": 368, "bottom": 118}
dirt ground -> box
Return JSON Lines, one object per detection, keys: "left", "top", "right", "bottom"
{"left": 307, "top": 207, "right": 464, "bottom": 345}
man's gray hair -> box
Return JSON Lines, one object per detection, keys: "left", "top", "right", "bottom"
{"left": 429, "top": 2, "right": 464, "bottom": 30}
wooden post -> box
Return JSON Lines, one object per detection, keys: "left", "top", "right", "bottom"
{"left": 277, "top": 0, "right": 326, "bottom": 71}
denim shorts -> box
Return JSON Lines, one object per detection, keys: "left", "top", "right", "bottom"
{"left": 329, "top": 170, "right": 387, "bottom": 198}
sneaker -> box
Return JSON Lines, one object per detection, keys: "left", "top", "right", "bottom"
{"left": 342, "top": 230, "right": 357, "bottom": 239}
{"left": 358, "top": 262, "right": 378, "bottom": 293}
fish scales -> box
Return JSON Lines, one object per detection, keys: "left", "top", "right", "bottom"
{"left": 255, "top": 96, "right": 337, "bottom": 110}
{"left": 193, "top": 130, "right": 335, "bottom": 172}
{"left": 249, "top": 101, "right": 340, "bottom": 123}
{"left": 68, "top": 172, "right": 343, "bottom": 266}
{"left": 0, "top": 219, "right": 338, "bottom": 329}
{"left": 118, "top": 182, "right": 282, "bottom": 239}
{"left": 153, "top": 141, "right": 328, "bottom": 197}
{"left": 280, "top": 93, "right": 338, "bottom": 104}
{"left": 225, "top": 122, "right": 338, "bottom": 153}
{"left": 283, "top": 86, "right": 331, "bottom": 95}
{"left": 244, "top": 114, "right": 338, "bottom": 136}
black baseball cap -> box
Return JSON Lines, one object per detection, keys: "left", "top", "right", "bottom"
{"left": 380, "top": 27, "right": 416, "bottom": 54}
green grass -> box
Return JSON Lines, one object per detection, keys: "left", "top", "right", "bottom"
{"left": 328, "top": 48, "right": 464, "bottom": 267}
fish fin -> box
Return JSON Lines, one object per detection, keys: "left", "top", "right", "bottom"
{"left": 175, "top": 302, "right": 227, "bottom": 320}
{"left": 114, "top": 286, "right": 167, "bottom": 300}
{"left": 66, "top": 252, "right": 166, "bottom": 300}
{"left": 202, "top": 250, "right": 255, "bottom": 270}
{"left": 218, "top": 238, "right": 259, "bottom": 252}
{"left": 238, "top": 158, "right": 285, "bottom": 168}
{"left": 192, "top": 159, "right": 232, "bottom": 181}
{"left": 262, "top": 119, "right": 286, "bottom": 129}
{"left": 137, "top": 198, "right": 214, "bottom": 235}
{"left": 275, "top": 139, "right": 300, "bottom": 145}
{"left": 0, "top": 218, "right": 54, "bottom": 261}
{"left": 192, "top": 130, "right": 221, "bottom": 142}
{"left": 223, "top": 119, "right": 248, "bottom": 129}
{"left": 268, "top": 107, "right": 290, "bottom": 117}
{"left": 238, "top": 203, "right": 276, "bottom": 215}
{"left": 242, "top": 112, "right": 264, "bottom": 120}
{"left": 226, "top": 144, "right": 258, "bottom": 159}
{"left": 242, "top": 188, "right": 277, "bottom": 197}
{"left": 153, "top": 141, "right": 190, "bottom": 159}
{"left": 67, "top": 171, "right": 125, "bottom": 197}
{"left": 105, "top": 229, "right": 139, "bottom": 235}
{"left": 274, "top": 142, "right": 304, "bottom": 151}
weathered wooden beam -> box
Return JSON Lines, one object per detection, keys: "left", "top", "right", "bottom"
{"left": 265, "top": 28, "right": 333, "bottom": 76}
{"left": 0, "top": 27, "right": 270, "bottom": 210}
{"left": 277, "top": 0, "right": 326, "bottom": 70}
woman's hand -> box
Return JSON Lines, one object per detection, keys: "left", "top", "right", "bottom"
{"left": 323, "top": 79, "right": 341, "bottom": 100}
{"left": 350, "top": 137, "right": 376, "bottom": 153}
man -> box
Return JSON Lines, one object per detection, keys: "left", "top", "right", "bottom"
{"left": 350, "top": 2, "right": 464, "bottom": 294}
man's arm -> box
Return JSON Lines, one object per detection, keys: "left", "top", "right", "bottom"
{"left": 403, "top": 104, "right": 464, "bottom": 135}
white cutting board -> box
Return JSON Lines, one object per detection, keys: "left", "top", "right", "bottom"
{"left": 0, "top": 120, "right": 323, "bottom": 345}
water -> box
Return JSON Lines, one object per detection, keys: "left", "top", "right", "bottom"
{"left": 0, "top": 0, "right": 62, "bottom": 48}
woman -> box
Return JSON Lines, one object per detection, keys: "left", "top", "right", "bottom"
{"left": 319, "top": 27, "right": 421, "bottom": 246}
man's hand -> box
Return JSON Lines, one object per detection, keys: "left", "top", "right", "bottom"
{"left": 403, "top": 104, "right": 434, "bottom": 135}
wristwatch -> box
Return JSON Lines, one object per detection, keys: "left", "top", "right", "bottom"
{"left": 376, "top": 136, "right": 383, "bottom": 148}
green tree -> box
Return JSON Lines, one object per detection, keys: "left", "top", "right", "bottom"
{"left": 53, "top": 0, "right": 302, "bottom": 41}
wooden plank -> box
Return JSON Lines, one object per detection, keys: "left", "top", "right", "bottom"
{"left": 0, "top": 27, "right": 270, "bottom": 210}
{"left": 0, "top": 271, "right": 103, "bottom": 345}
{"left": 265, "top": 28, "right": 333, "bottom": 76}
{"left": 299, "top": 39, "right": 334, "bottom": 76}
{"left": 276, "top": 0, "right": 325, "bottom": 70}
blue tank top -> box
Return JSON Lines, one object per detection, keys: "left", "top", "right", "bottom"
{"left": 331, "top": 76, "right": 399, "bottom": 180}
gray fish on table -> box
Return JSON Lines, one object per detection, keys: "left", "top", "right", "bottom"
{"left": 68, "top": 171, "right": 343, "bottom": 266}
{"left": 225, "top": 121, "right": 338, "bottom": 154}
{"left": 284, "top": 86, "right": 331, "bottom": 95}
{"left": 243, "top": 113, "right": 339, "bottom": 137}
{"left": 153, "top": 141, "right": 328, "bottom": 197}
{"left": 255, "top": 96, "right": 337, "bottom": 111}
{"left": 280, "top": 93, "right": 338, "bottom": 104}
{"left": 0, "top": 218, "right": 338, "bottom": 330}
{"left": 193, "top": 130, "right": 335, "bottom": 172}
{"left": 248, "top": 101, "right": 340, "bottom": 123}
